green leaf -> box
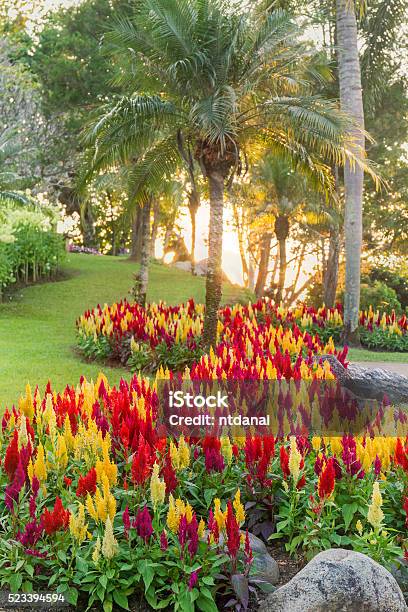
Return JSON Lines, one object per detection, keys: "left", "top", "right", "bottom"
{"left": 100, "top": 575, "right": 108, "bottom": 589}
{"left": 103, "top": 598, "right": 113, "bottom": 612}
{"left": 9, "top": 573, "right": 22, "bottom": 593}
{"left": 113, "top": 590, "right": 129, "bottom": 609}
{"left": 64, "top": 587, "right": 78, "bottom": 605}
{"left": 204, "top": 489, "right": 216, "bottom": 508}
{"left": 196, "top": 594, "right": 218, "bottom": 612}
{"left": 342, "top": 502, "right": 359, "bottom": 530}
{"left": 57, "top": 550, "right": 67, "bottom": 563}
{"left": 76, "top": 557, "right": 88, "bottom": 573}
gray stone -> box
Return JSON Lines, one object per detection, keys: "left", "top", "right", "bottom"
{"left": 202, "top": 530, "right": 279, "bottom": 585}
{"left": 252, "top": 548, "right": 279, "bottom": 585}
{"left": 316, "top": 354, "right": 408, "bottom": 405}
{"left": 263, "top": 548, "right": 407, "bottom": 612}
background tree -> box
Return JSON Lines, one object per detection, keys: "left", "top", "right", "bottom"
{"left": 85, "top": 0, "right": 366, "bottom": 348}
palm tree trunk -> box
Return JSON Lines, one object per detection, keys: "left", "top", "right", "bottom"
{"left": 132, "top": 199, "right": 151, "bottom": 306}
{"left": 129, "top": 207, "right": 142, "bottom": 262}
{"left": 274, "top": 214, "right": 289, "bottom": 305}
{"left": 150, "top": 200, "right": 160, "bottom": 258}
{"left": 323, "top": 224, "right": 341, "bottom": 307}
{"left": 203, "top": 171, "right": 224, "bottom": 349}
{"left": 276, "top": 237, "right": 287, "bottom": 305}
{"left": 255, "top": 233, "right": 272, "bottom": 297}
{"left": 188, "top": 198, "right": 199, "bottom": 275}
{"left": 336, "top": 0, "right": 365, "bottom": 345}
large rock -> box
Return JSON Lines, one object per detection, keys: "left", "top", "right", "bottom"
{"left": 263, "top": 548, "right": 407, "bottom": 612}
{"left": 316, "top": 354, "right": 408, "bottom": 405}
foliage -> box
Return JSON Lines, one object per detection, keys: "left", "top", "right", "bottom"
{"left": 0, "top": 201, "right": 64, "bottom": 292}
{"left": 359, "top": 281, "right": 402, "bottom": 314}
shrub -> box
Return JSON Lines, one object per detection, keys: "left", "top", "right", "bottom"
{"left": 0, "top": 202, "right": 64, "bottom": 295}
{"left": 360, "top": 281, "right": 402, "bottom": 314}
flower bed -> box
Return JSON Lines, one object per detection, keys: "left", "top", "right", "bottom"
{"left": 77, "top": 300, "right": 408, "bottom": 373}
{"left": 1, "top": 376, "right": 408, "bottom": 610}
{"left": 76, "top": 299, "right": 347, "bottom": 374}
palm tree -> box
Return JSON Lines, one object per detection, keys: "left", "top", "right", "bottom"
{"left": 84, "top": 0, "right": 370, "bottom": 348}
{"left": 336, "top": 0, "right": 365, "bottom": 345}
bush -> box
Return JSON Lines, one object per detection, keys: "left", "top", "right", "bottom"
{"left": 367, "top": 266, "right": 408, "bottom": 310}
{"left": 0, "top": 202, "right": 64, "bottom": 294}
{"left": 360, "top": 281, "right": 402, "bottom": 314}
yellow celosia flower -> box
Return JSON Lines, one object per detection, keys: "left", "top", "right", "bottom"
{"left": 198, "top": 519, "right": 205, "bottom": 539}
{"left": 233, "top": 490, "right": 245, "bottom": 525}
{"left": 150, "top": 463, "right": 166, "bottom": 509}
{"left": 92, "top": 536, "right": 101, "bottom": 564}
{"left": 356, "top": 520, "right": 363, "bottom": 536}
{"left": 221, "top": 436, "right": 233, "bottom": 465}
{"left": 214, "top": 498, "right": 226, "bottom": 531}
{"left": 63, "top": 414, "right": 75, "bottom": 451}
{"left": 311, "top": 436, "right": 321, "bottom": 453}
{"left": 167, "top": 494, "right": 180, "bottom": 533}
{"left": 185, "top": 503, "right": 193, "bottom": 524}
{"left": 170, "top": 441, "right": 180, "bottom": 470}
{"left": 34, "top": 443, "right": 47, "bottom": 483}
{"left": 86, "top": 494, "right": 98, "bottom": 521}
{"left": 19, "top": 384, "right": 34, "bottom": 420}
{"left": 101, "top": 516, "right": 118, "bottom": 560}
{"left": 18, "top": 416, "right": 29, "bottom": 449}
{"left": 56, "top": 435, "right": 68, "bottom": 470}
{"left": 69, "top": 504, "right": 88, "bottom": 543}
{"left": 288, "top": 436, "right": 301, "bottom": 483}
{"left": 367, "top": 482, "right": 384, "bottom": 530}
{"left": 178, "top": 435, "right": 190, "bottom": 469}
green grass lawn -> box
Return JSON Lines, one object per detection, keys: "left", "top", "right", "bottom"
{"left": 346, "top": 347, "right": 408, "bottom": 363}
{"left": 1, "top": 253, "right": 406, "bottom": 408}
{"left": 0, "top": 253, "right": 244, "bottom": 408}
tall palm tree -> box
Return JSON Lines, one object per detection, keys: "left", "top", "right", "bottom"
{"left": 336, "top": 0, "right": 365, "bottom": 345}
{"left": 84, "top": 0, "right": 370, "bottom": 348}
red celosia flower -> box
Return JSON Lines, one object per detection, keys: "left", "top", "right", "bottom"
{"left": 40, "top": 497, "right": 70, "bottom": 535}
{"left": 63, "top": 476, "right": 72, "bottom": 487}
{"left": 395, "top": 439, "right": 408, "bottom": 472}
{"left": 225, "top": 501, "right": 240, "bottom": 560}
{"left": 318, "top": 458, "right": 335, "bottom": 500}
{"left": 133, "top": 507, "right": 153, "bottom": 541}
{"left": 207, "top": 509, "right": 219, "bottom": 544}
{"left": 161, "top": 454, "right": 178, "bottom": 494}
{"left": 76, "top": 467, "right": 97, "bottom": 497}
{"left": 244, "top": 530, "right": 253, "bottom": 566}
{"left": 131, "top": 436, "right": 153, "bottom": 485}
{"left": 296, "top": 474, "right": 306, "bottom": 490}
{"left": 280, "top": 445, "right": 290, "bottom": 479}
{"left": 4, "top": 431, "right": 19, "bottom": 481}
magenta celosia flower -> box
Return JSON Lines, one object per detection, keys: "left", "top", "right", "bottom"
{"left": 160, "top": 530, "right": 168, "bottom": 551}
{"left": 187, "top": 515, "right": 199, "bottom": 558}
{"left": 123, "top": 506, "right": 130, "bottom": 539}
{"left": 17, "top": 520, "right": 42, "bottom": 547}
{"left": 133, "top": 507, "right": 153, "bottom": 541}
{"left": 178, "top": 515, "right": 188, "bottom": 549}
{"left": 374, "top": 455, "right": 382, "bottom": 476}
{"left": 188, "top": 570, "right": 199, "bottom": 591}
